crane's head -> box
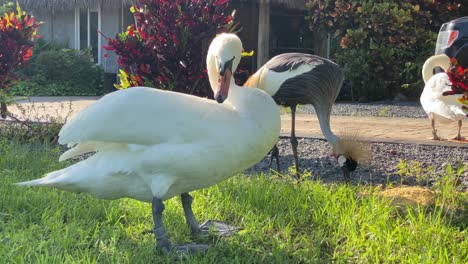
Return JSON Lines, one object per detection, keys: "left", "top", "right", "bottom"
{"left": 207, "top": 33, "right": 242, "bottom": 103}
{"left": 332, "top": 136, "right": 371, "bottom": 182}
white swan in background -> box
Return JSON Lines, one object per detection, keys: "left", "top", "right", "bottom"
{"left": 420, "top": 54, "right": 466, "bottom": 140}
{"left": 16, "top": 33, "right": 280, "bottom": 254}
{"left": 244, "top": 53, "right": 369, "bottom": 181}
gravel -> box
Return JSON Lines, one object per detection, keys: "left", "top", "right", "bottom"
{"left": 247, "top": 138, "right": 468, "bottom": 190}
{"left": 299, "top": 101, "right": 428, "bottom": 118}
{"left": 248, "top": 101, "right": 468, "bottom": 190}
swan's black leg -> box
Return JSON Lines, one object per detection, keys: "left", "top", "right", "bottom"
{"left": 181, "top": 192, "right": 239, "bottom": 237}
{"left": 181, "top": 193, "right": 201, "bottom": 234}
{"left": 454, "top": 120, "right": 464, "bottom": 141}
{"left": 152, "top": 197, "right": 172, "bottom": 252}
{"left": 153, "top": 196, "right": 209, "bottom": 255}
{"left": 431, "top": 119, "right": 440, "bottom": 140}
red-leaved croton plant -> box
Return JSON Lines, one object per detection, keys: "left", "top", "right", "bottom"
{"left": 102, "top": 0, "right": 236, "bottom": 98}
{"left": 445, "top": 57, "right": 468, "bottom": 113}
{"left": 0, "top": 2, "right": 41, "bottom": 118}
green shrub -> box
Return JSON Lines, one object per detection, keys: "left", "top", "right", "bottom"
{"left": 0, "top": 1, "right": 14, "bottom": 14}
{"left": 10, "top": 39, "right": 104, "bottom": 96}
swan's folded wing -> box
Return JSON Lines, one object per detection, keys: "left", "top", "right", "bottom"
{"left": 59, "top": 87, "right": 233, "bottom": 147}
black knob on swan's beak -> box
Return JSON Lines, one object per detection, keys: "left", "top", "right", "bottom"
{"left": 215, "top": 93, "right": 226, "bottom": 104}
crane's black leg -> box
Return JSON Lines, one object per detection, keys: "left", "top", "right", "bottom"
{"left": 152, "top": 197, "right": 173, "bottom": 253}
{"left": 181, "top": 192, "right": 239, "bottom": 237}
{"left": 290, "top": 104, "right": 300, "bottom": 179}
{"left": 268, "top": 144, "right": 280, "bottom": 172}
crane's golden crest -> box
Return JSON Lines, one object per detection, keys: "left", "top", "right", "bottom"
{"left": 333, "top": 130, "right": 371, "bottom": 165}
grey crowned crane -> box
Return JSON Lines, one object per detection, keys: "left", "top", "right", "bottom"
{"left": 244, "top": 53, "right": 369, "bottom": 181}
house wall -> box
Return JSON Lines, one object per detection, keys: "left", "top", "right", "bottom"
{"left": 53, "top": 10, "right": 76, "bottom": 48}
{"left": 33, "top": 12, "right": 52, "bottom": 42}
{"left": 55, "top": 10, "right": 77, "bottom": 48}
{"left": 33, "top": 6, "right": 133, "bottom": 74}
{"left": 100, "top": 7, "right": 121, "bottom": 73}
{"left": 33, "top": 10, "right": 76, "bottom": 48}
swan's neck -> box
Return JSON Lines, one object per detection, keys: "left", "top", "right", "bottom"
{"left": 422, "top": 54, "right": 450, "bottom": 84}
{"left": 224, "top": 80, "right": 244, "bottom": 106}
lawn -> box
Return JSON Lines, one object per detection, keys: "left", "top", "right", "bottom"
{"left": 1, "top": 140, "right": 467, "bottom": 263}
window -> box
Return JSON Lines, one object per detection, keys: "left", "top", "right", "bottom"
{"left": 75, "top": 6, "right": 101, "bottom": 64}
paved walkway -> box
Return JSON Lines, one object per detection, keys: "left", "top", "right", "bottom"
{"left": 281, "top": 114, "right": 468, "bottom": 147}
{"left": 7, "top": 96, "right": 468, "bottom": 148}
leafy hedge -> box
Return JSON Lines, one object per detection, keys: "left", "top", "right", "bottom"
{"left": 307, "top": 0, "right": 467, "bottom": 101}
{"left": 9, "top": 39, "right": 104, "bottom": 96}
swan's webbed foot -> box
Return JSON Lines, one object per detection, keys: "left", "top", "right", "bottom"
{"left": 452, "top": 135, "right": 465, "bottom": 141}
{"left": 181, "top": 193, "right": 239, "bottom": 238}
{"left": 198, "top": 220, "right": 239, "bottom": 237}
{"left": 158, "top": 243, "right": 209, "bottom": 256}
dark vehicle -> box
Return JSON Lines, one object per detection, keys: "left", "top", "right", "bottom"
{"left": 435, "top": 16, "right": 468, "bottom": 67}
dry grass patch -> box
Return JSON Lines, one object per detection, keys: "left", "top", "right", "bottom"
{"left": 380, "top": 186, "right": 436, "bottom": 206}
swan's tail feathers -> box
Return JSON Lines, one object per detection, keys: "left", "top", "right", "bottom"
{"left": 422, "top": 54, "right": 451, "bottom": 84}
{"left": 15, "top": 169, "right": 66, "bottom": 187}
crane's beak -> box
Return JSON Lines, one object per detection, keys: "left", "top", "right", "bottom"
{"left": 215, "top": 57, "right": 234, "bottom": 104}
{"left": 341, "top": 166, "right": 351, "bottom": 183}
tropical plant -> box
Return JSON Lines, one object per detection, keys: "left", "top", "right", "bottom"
{"left": 0, "top": 1, "right": 40, "bottom": 118}
{"left": 102, "top": 0, "right": 236, "bottom": 98}
{"left": 444, "top": 57, "right": 468, "bottom": 113}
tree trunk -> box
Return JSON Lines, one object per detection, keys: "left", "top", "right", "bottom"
{"left": 313, "top": 33, "right": 328, "bottom": 58}
{"left": 257, "top": 0, "right": 270, "bottom": 69}
{"left": 1, "top": 102, "right": 7, "bottom": 119}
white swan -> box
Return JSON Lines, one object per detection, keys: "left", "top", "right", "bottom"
{"left": 420, "top": 54, "right": 466, "bottom": 140}
{"left": 16, "top": 33, "right": 280, "bottom": 253}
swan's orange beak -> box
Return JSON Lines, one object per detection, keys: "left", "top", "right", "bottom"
{"left": 215, "top": 57, "right": 235, "bottom": 104}
{"left": 215, "top": 69, "right": 231, "bottom": 103}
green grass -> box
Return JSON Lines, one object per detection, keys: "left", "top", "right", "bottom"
{"left": 1, "top": 141, "right": 467, "bottom": 263}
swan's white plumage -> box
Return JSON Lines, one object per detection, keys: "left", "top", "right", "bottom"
{"left": 420, "top": 73, "right": 465, "bottom": 123}
{"left": 17, "top": 33, "right": 281, "bottom": 202}
{"left": 58, "top": 88, "right": 238, "bottom": 149}
{"left": 420, "top": 54, "right": 465, "bottom": 124}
